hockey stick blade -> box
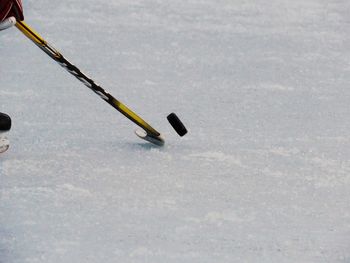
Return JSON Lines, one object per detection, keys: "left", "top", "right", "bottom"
{"left": 135, "top": 129, "right": 165, "bottom": 146}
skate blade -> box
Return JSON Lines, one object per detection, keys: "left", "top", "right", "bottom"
{"left": 0, "top": 135, "right": 10, "bottom": 154}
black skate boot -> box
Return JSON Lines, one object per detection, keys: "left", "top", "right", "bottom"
{"left": 0, "top": 112, "right": 11, "bottom": 131}
{"left": 0, "top": 112, "right": 11, "bottom": 153}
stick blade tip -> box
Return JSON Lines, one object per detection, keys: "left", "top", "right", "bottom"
{"left": 135, "top": 129, "right": 165, "bottom": 146}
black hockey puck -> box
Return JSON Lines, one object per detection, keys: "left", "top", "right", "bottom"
{"left": 167, "top": 113, "right": 187, "bottom": 137}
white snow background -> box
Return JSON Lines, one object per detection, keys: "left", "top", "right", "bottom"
{"left": 1, "top": 0, "right": 350, "bottom": 262}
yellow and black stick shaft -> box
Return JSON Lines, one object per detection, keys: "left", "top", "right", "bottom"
{"left": 15, "top": 21, "right": 162, "bottom": 139}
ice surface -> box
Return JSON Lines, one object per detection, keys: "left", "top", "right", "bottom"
{"left": 1, "top": 0, "right": 350, "bottom": 262}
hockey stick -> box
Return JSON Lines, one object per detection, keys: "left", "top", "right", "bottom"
{"left": 15, "top": 20, "right": 164, "bottom": 146}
